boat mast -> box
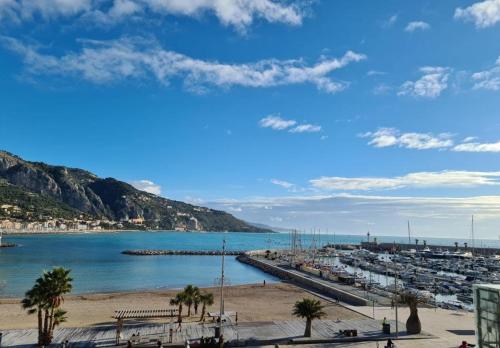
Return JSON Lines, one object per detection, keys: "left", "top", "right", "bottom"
{"left": 471, "top": 215, "right": 475, "bottom": 256}
{"left": 407, "top": 220, "right": 411, "bottom": 245}
{"left": 219, "top": 238, "right": 226, "bottom": 335}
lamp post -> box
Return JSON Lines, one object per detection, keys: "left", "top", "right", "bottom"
{"left": 218, "top": 238, "right": 226, "bottom": 338}
{"left": 395, "top": 271, "right": 399, "bottom": 338}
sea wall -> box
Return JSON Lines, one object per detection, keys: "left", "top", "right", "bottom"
{"left": 361, "top": 242, "right": 500, "bottom": 255}
{"left": 237, "top": 254, "right": 369, "bottom": 306}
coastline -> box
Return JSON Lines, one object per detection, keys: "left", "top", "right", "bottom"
{"left": 1, "top": 229, "right": 278, "bottom": 236}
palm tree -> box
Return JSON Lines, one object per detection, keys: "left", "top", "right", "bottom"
{"left": 199, "top": 291, "right": 214, "bottom": 321}
{"left": 182, "top": 285, "right": 199, "bottom": 317}
{"left": 193, "top": 289, "right": 202, "bottom": 315}
{"left": 22, "top": 280, "right": 45, "bottom": 344}
{"left": 292, "top": 298, "right": 326, "bottom": 337}
{"left": 401, "top": 292, "right": 424, "bottom": 334}
{"left": 170, "top": 292, "right": 186, "bottom": 321}
{"left": 21, "top": 267, "right": 72, "bottom": 346}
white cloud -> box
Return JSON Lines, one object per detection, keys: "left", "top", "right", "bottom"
{"left": 405, "top": 21, "right": 430, "bottom": 32}
{"left": 259, "top": 115, "right": 296, "bottom": 130}
{"left": 289, "top": 124, "right": 321, "bottom": 133}
{"left": 398, "top": 66, "right": 450, "bottom": 98}
{"left": 361, "top": 127, "right": 454, "bottom": 150}
{"left": 372, "top": 83, "right": 392, "bottom": 95}
{"left": 310, "top": 171, "right": 500, "bottom": 191}
{"left": 207, "top": 193, "right": 500, "bottom": 238}
{"left": 259, "top": 115, "right": 322, "bottom": 134}
{"left": 453, "top": 141, "right": 500, "bottom": 153}
{"left": 455, "top": 0, "right": 500, "bottom": 28}
{"left": 130, "top": 179, "right": 162, "bottom": 195}
{"left": 2, "top": 37, "right": 366, "bottom": 94}
{"left": 184, "top": 196, "right": 205, "bottom": 205}
{"left": 367, "top": 70, "right": 386, "bottom": 76}
{"left": 381, "top": 14, "right": 398, "bottom": 28}
{"left": 471, "top": 56, "right": 500, "bottom": 91}
{"left": 270, "top": 179, "right": 295, "bottom": 189}
{"left": 0, "top": 0, "right": 306, "bottom": 32}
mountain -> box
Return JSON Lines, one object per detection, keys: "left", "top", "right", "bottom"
{"left": 0, "top": 151, "right": 269, "bottom": 232}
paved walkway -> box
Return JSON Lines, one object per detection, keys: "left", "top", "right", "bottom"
{"left": 342, "top": 305, "right": 476, "bottom": 348}
{"left": 1, "top": 318, "right": 432, "bottom": 347}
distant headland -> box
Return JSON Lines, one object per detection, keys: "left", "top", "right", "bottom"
{"left": 0, "top": 150, "right": 271, "bottom": 233}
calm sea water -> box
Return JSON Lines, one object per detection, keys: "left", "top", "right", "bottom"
{"left": 0, "top": 231, "right": 498, "bottom": 297}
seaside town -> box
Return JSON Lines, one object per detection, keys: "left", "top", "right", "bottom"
{"left": 1, "top": 231, "right": 498, "bottom": 348}
{"left": 1, "top": 0, "right": 500, "bottom": 348}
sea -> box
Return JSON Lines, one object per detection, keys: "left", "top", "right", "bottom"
{"left": 0, "top": 231, "right": 498, "bottom": 297}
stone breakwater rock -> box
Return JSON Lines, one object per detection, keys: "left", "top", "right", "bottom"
{"left": 121, "top": 249, "right": 245, "bottom": 256}
{"left": 0, "top": 243, "right": 17, "bottom": 248}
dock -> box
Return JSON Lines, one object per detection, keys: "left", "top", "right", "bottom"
{"left": 237, "top": 253, "right": 389, "bottom": 306}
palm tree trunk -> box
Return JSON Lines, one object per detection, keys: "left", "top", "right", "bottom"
{"left": 406, "top": 305, "right": 421, "bottom": 334}
{"left": 200, "top": 304, "right": 206, "bottom": 321}
{"left": 48, "top": 307, "right": 55, "bottom": 342}
{"left": 42, "top": 309, "right": 50, "bottom": 345}
{"left": 188, "top": 305, "right": 192, "bottom": 317}
{"left": 37, "top": 308, "right": 43, "bottom": 346}
{"left": 304, "top": 318, "right": 312, "bottom": 337}
{"left": 178, "top": 304, "right": 183, "bottom": 321}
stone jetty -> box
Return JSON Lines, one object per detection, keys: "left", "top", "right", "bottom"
{"left": 122, "top": 249, "right": 244, "bottom": 256}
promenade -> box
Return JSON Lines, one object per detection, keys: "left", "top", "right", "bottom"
{"left": 1, "top": 317, "right": 429, "bottom": 348}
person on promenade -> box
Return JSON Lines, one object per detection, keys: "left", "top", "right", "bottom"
{"left": 385, "top": 338, "right": 395, "bottom": 348}
{"left": 176, "top": 317, "right": 183, "bottom": 332}
{"left": 459, "top": 341, "right": 468, "bottom": 348}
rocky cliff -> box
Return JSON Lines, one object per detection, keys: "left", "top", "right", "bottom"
{"left": 0, "top": 151, "right": 269, "bottom": 232}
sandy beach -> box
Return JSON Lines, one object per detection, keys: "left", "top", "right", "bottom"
{"left": 0, "top": 283, "right": 363, "bottom": 330}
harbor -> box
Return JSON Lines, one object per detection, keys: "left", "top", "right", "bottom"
{"left": 240, "top": 229, "right": 500, "bottom": 312}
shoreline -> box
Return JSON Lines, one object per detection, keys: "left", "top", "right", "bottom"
{"left": 1, "top": 229, "right": 277, "bottom": 236}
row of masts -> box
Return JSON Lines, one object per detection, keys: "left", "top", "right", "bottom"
{"left": 285, "top": 215, "right": 478, "bottom": 262}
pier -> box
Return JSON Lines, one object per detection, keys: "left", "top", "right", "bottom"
{"left": 238, "top": 252, "right": 377, "bottom": 306}
{"left": 122, "top": 249, "right": 244, "bottom": 256}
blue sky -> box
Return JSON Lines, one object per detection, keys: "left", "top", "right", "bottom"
{"left": 1, "top": 0, "right": 500, "bottom": 239}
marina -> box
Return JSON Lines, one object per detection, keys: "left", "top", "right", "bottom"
{"left": 243, "top": 229, "right": 500, "bottom": 311}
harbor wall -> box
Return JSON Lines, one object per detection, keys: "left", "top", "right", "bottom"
{"left": 361, "top": 242, "right": 500, "bottom": 255}
{"left": 237, "top": 254, "right": 369, "bottom": 306}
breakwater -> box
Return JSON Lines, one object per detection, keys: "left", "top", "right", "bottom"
{"left": 122, "top": 249, "right": 244, "bottom": 256}
{"left": 361, "top": 242, "right": 500, "bottom": 255}
{"left": 237, "top": 253, "right": 369, "bottom": 306}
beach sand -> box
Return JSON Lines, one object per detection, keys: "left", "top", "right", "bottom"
{"left": 0, "top": 282, "right": 363, "bottom": 329}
